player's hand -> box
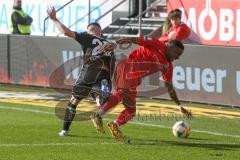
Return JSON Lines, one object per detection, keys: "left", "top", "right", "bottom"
{"left": 98, "top": 42, "right": 117, "bottom": 53}
{"left": 179, "top": 105, "right": 192, "bottom": 120}
{"left": 47, "top": 6, "right": 57, "bottom": 20}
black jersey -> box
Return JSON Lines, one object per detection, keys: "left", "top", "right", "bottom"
{"left": 74, "top": 32, "right": 115, "bottom": 83}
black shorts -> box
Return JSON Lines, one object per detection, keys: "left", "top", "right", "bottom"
{"left": 72, "top": 69, "right": 111, "bottom": 100}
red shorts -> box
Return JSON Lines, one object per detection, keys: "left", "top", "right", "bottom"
{"left": 113, "top": 59, "right": 141, "bottom": 107}
{"left": 114, "top": 59, "right": 142, "bottom": 91}
{"left": 114, "top": 58, "right": 162, "bottom": 107}
{"left": 114, "top": 89, "right": 137, "bottom": 107}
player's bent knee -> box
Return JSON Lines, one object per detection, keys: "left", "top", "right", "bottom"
{"left": 70, "top": 95, "right": 81, "bottom": 105}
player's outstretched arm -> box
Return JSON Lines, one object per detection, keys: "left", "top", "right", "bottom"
{"left": 164, "top": 81, "right": 193, "bottom": 119}
{"left": 47, "top": 6, "right": 75, "bottom": 38}
{"left": 115, "top": 37, "right": 140, "bottom": 45}
{"left": 98, "top": 37, "right": 140, "bottom": 53}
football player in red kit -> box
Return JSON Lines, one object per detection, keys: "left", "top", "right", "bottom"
{"left": 159, "top": 9, "right": 190, "bottom": 42}
{"left": 91, "top": 36, "right": 192, "bottom": 141}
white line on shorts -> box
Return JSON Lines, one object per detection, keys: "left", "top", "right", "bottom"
{"left": 1, "top": 106, "right": 240, "bottom": 139}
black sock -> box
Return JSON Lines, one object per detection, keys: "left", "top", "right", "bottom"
{"left": 63, "top": 102, "right": 77, "bottom": 131}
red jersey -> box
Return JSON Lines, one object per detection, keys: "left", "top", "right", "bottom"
{"left": 114, "top": 35, "right": 173, "bottom": 90}
{"left": 128, "top": 35, "right": 173, "bottom": 82}
{"left": 159, "top": 23, "right": 190, "bottom": 42}
{"left": 115, "top": 36, "right": 173, "bottom": 89}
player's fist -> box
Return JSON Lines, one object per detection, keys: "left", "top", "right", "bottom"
{"left": 47, "top": 6, "right": 57, "bottom": 20}
{"left": 98, "top": 42, "right": 117, "bottom": 53}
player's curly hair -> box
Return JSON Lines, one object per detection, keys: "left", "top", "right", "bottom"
{"left": 168, "top": 39, "right": 184, "bottom": 50}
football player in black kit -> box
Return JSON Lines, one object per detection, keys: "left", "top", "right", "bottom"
{"left": 47, "top": 6, "right": 115, "bottom": 136}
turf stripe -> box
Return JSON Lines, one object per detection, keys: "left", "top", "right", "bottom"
{"left": 1, "top": 98, "right": 240, "bottom": 119}
{"left": 0, "top": 141, "right": 239, "bottom": 147}
{"left": 1, "top": 106, "right": 240, "bottom": 138}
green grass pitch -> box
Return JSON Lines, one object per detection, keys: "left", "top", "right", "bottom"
{"left": 0, "top": 101, "right": 240, "bottom": 160}
{"left": 0, "top": 84, "right": 240, "bottom": 160}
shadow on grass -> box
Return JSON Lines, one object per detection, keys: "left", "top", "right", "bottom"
{"left": 66, "top": 134, "right": 113, "bottom": 141}
{"left": 162, "top": 140, "right": 240, "bottom": 150}
{"left": 128, "top": 138, "right": 240, "bottom": 150}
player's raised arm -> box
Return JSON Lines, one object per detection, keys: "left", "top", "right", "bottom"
{"left": 164, "top": 81, "right": 193, "bottom": 119}
{"left": 98, "top": 37, "right": 140, "bottom": 53}
{"left": 47, "top": 6, "right": 75, "bottom": 38}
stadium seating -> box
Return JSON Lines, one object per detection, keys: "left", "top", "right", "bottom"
{"left": 103, "top": 0, "right": 167, "bottom": 39}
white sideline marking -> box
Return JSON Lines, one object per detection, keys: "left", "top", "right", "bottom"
{"left": 1, "top": 106, "right": 240, "bottom": 138}
{"left": 0, "top": 142, "right": 117, "bottom": 147}
{"left": 127, "top": 121, "right": 240, "bottom": 138}
{"left": 0, "top": 92, "right": 59, "bottom": 99}
{"left": 0, "top": 106, "right": 54, "bottom": 115}
{"left": 141, "top": 141, "right": 240, "bottom": 145}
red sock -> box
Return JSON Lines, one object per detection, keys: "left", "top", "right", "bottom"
{"left": 101, "top": 91, "right": 121, "bottom": 113}
{"left": 115, "top": 107, "right": 136, "bottom": 126}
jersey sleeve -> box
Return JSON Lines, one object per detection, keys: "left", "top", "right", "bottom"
{"left": 162, "top": 63, "right": 173, "bottom": 82}
{"left": 74, "top": 32, "right": 88, "bottom": 46}
{"left": 173, "top": 24, "right": 190, "bottom": 42}
{"left": 140, "top": 34, "right": 154, "bottom": 47}
{"left": 140, "top": 34, "right": 163, "bottom": 48}
{"left": 159, "top": 31, "right": 171, "bottom": 43}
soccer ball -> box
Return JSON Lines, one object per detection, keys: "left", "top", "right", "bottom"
{"left": 172, "top": 121, "right": 190, "bottom": 138}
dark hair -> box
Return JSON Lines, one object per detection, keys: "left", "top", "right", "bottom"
{"left": 169, "top": 39, "right": 184, "bottom": 50}
{"left": 168, "top": 8, "right": 182, "bottom": 19}
{"left": 87, "top": 22, "right": 101, "bottom": 29}
{"left": 174, "top": 9, "right": 182, "bottom": 15}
